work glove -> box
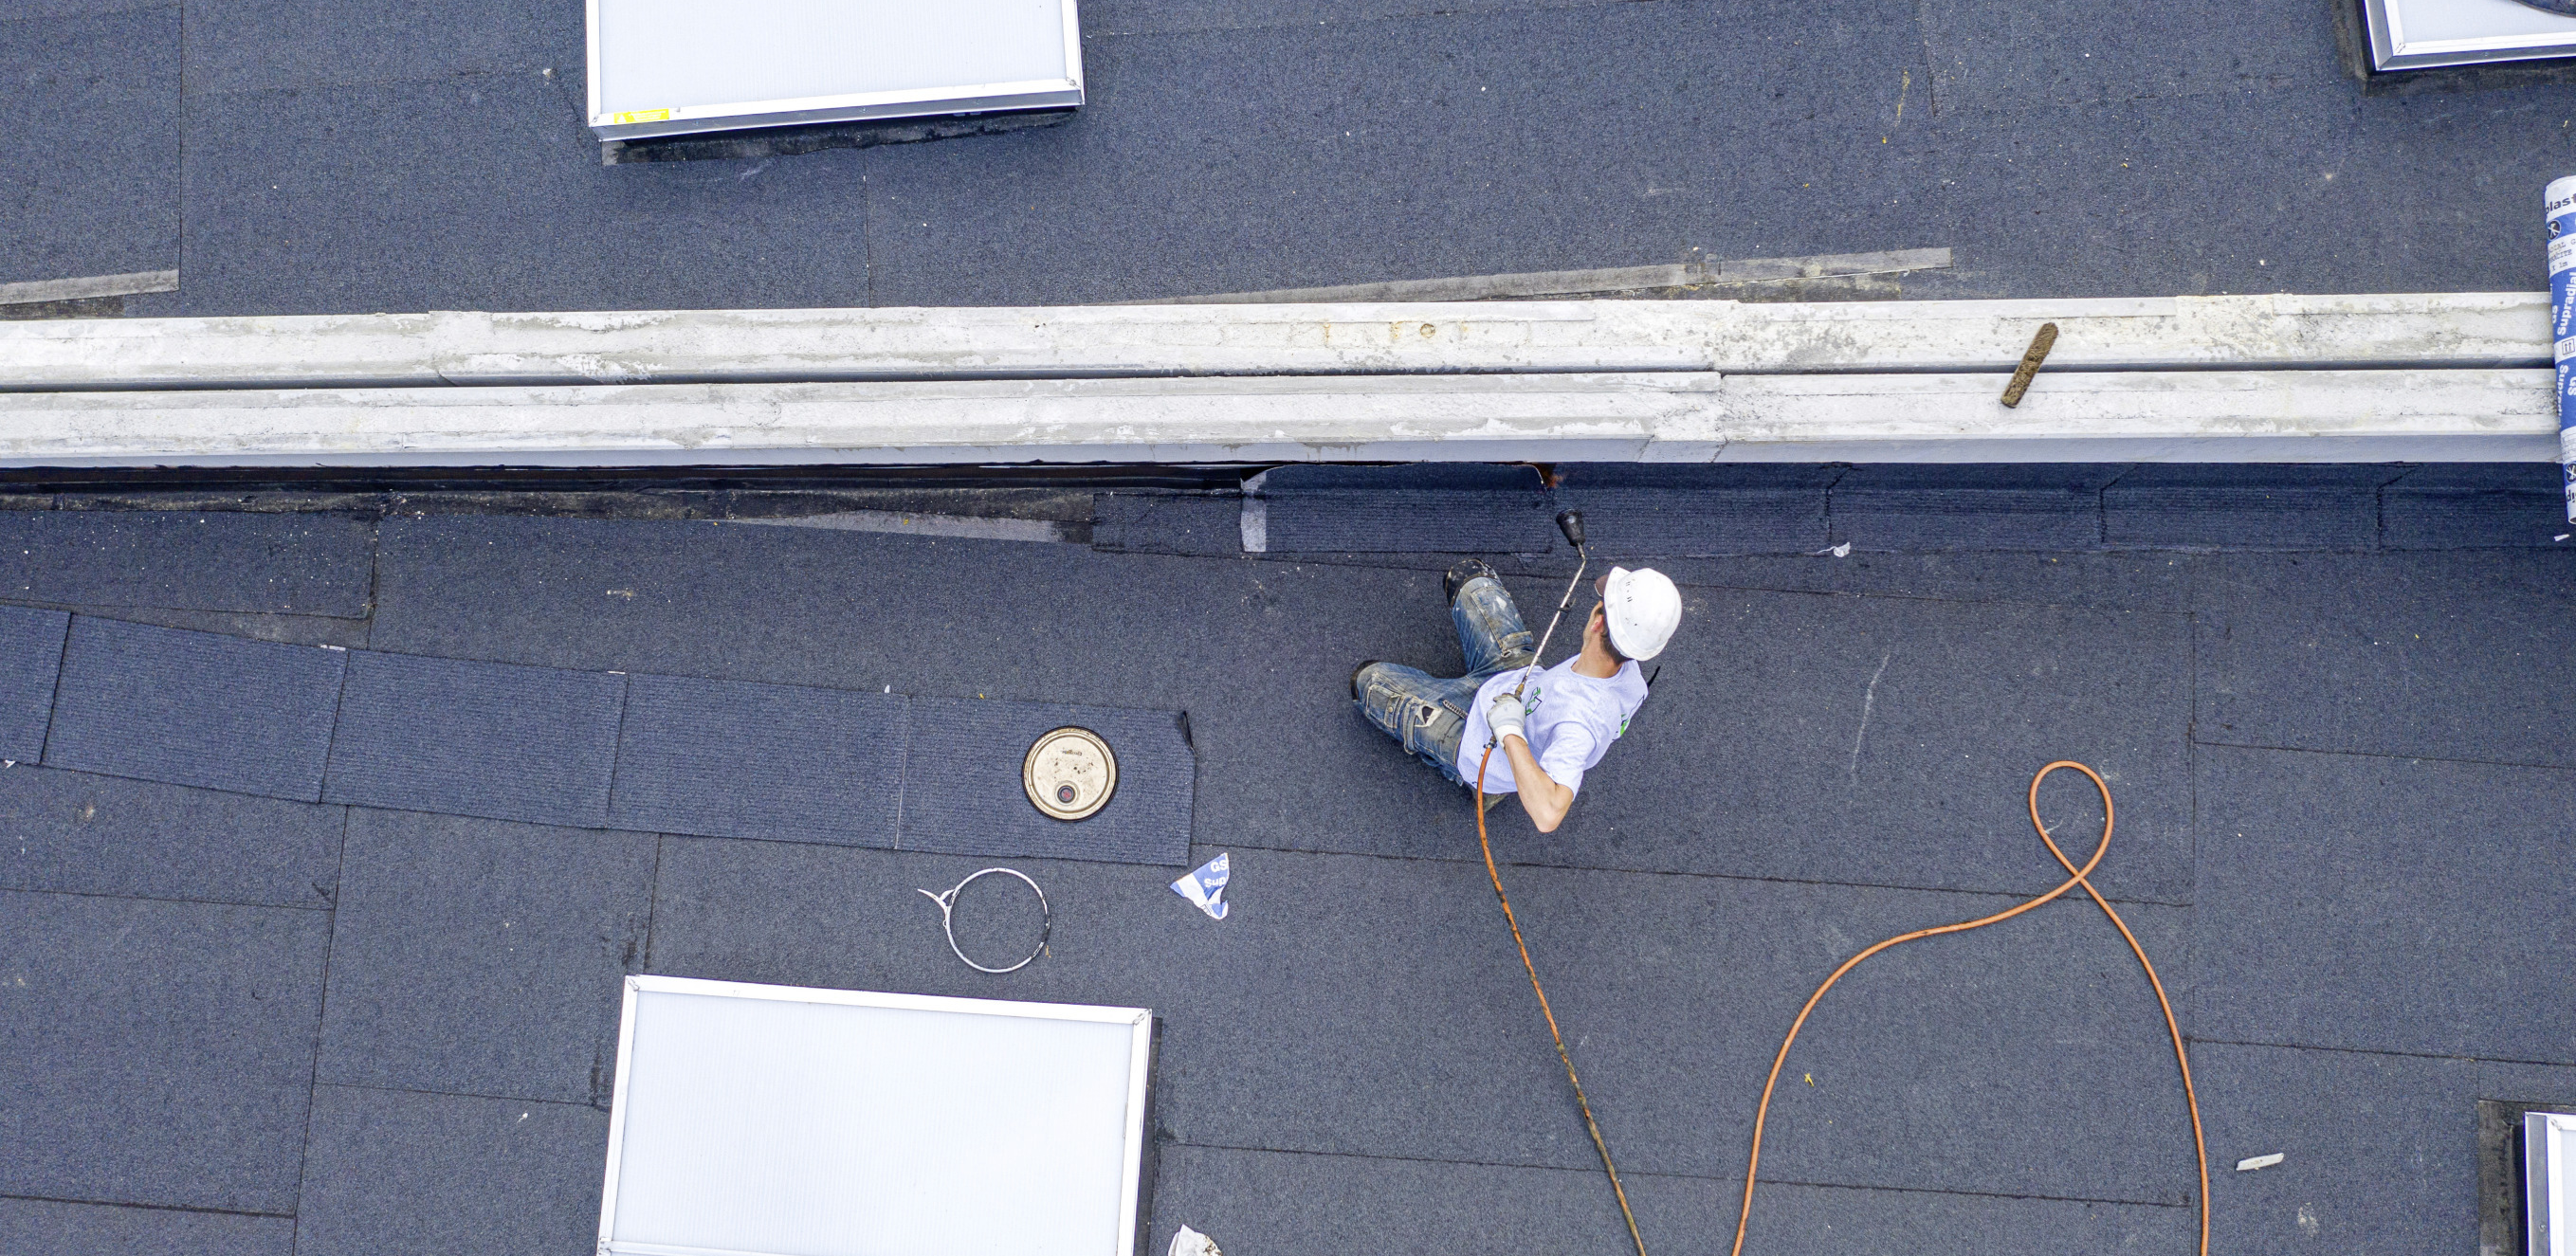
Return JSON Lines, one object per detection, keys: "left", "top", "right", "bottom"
{"left": 1488, "top": 690, "right": 1528, "bottom": 742}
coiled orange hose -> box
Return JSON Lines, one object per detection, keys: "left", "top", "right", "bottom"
{"left": 1726, "top": 760, "right": 2209, "bottom": 1256}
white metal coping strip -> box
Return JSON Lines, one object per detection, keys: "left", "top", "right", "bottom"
{"left": 2534, "top": 1114, "right": 2561, "bottom": 1256}
{"left": 1118, "top": 1010, "right": 1154, "bottom": 1256}
{"left": 607, "top": 1241, "right": 809, "bottom": 1256}
{"left": 584, "top": 0, "right": 604, "bottom": 124}
{"left": 2383, "top": 0, "right": 2576, "bottom": 49}
{"left": 625, "top": 973, "right": 1154, "bottom": 1027}
{"left": 2535, "top": 1112, "right": 2576, "bottom": 1256}
{"left": 1061, "top": 0, "right": 1086, "bottom": 89}
{"left": 2377, "top": 0, "right": 2576, "bottom": 60}
{"left": 594, "top": 976, "right": 646, "bottom": 1256}
{"left": 2400, "top": 31, "right": 2576, "bottom": 55}
{"left": 592, "top": 76, "right": 1080, "bottom": 127}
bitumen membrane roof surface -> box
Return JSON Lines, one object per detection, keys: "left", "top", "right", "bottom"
{"left": 0, "top": 473, "right": 2570, "bottom": 1256}
{"left": 6, "top": 1, "right": 2576, "bottom": 1247}
{"left": 4, "top": 0, "right": 2575, "bottom": 312}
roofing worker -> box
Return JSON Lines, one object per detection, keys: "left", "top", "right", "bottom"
{"left": 1353, "top": 559, "right": 1682, "bottom": 832}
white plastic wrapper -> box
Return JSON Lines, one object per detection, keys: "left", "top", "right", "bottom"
{"left": 1171, "top": 852, "right": 1230, "bottom": 920}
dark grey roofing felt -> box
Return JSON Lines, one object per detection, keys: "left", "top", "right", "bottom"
{"left": 0, "top": 763, "right": 342, "bottom": 907}
{"left": 607, "top": 673, "right": 908, "bottom": 846}
{"left": 315, "top": 810, "right": 653, "bottom": 1105}
{"left": 0, "top": 5, "right": 177, "bottom": 287}
{"left": 0, "top": 605, "right": 1197, "bottom": 860}
{"left": 902, "top": 697, "right": 1196, "bottom": 865}
{"left": 5, "top": 495, "right": 2574, "bottom": 1256}
{"left": 43, "top": 614, "right": 345, "bottom": 801}
{"left": 1243, "top": 463, "right": 2567, "bottom": 560}
{"left": 2105, "top": 464, "right": 2414, "bottom": 550}
{"left": 1261, "top": 490, "right": 1562, "bottom": 555}
{"left": 8, "top": 0, "right": 2564, "bottom": 310}
{"left": 292, "top": 1085, "right": 607, "bottom": 1256}
{"left": 0, "top": 513, "right": 376, "bottom": 618}
{"left": 0, "top": 1196, "right": 293, "bottom": 1256}
{"left": 323, "top": 649, "right": 628, "bottom": 828}
{"left": 0, "top": 604, "right": 67, "bottom": 763}
{"left": 0, "top": 888, "right": 329, "bottom": 1214}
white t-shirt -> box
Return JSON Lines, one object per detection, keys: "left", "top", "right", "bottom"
{"left": 1455, "top": 656, "right": 1649, "bottom": 796}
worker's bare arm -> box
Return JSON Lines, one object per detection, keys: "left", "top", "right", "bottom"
{"left": 1500, "top": 734, "right": 1574, "bottom": 832}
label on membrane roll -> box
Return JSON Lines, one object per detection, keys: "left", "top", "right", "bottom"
{"left": 2549, "top": 175, "right": 2576, "bottom": 521}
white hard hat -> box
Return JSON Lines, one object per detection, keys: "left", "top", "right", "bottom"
{"left": 1600, "top": 566, "right": 1680, "bottom": 661}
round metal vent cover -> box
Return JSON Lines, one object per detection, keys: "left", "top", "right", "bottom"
{"left": 1023, "top": 726, "right": 1117, "bottom": 821}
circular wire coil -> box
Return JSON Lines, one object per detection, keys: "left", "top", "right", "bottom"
{"left": 917, "top": 866, "right": 1053, "bottom": 974}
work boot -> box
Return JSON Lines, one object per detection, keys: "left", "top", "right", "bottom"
{"left": 1444, "top": 558, "right": 1500, "bottom": 604}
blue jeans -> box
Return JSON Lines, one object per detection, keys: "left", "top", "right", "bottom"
{"left": 1355, "top": 574, "right": 1535, "bottom": 788}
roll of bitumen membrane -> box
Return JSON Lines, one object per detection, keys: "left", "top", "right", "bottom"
{"left": 2548, "top": 175, "right": 2576, "bottom": 522}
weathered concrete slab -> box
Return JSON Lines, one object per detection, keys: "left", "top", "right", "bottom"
{"left": 0, "top": 367, "right": 2548, "bottom": 466}
{"left": 0, "top": 293, "right": 2546, "bottom": 391}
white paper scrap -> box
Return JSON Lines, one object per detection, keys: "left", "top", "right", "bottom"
{"left": 1170, "top": 1225, "right": 1224, "bottom": 1256}
{"left": 1172, "top": 852, "right": 1230, "bottom": 920}
{"left": 2236, "top": 1152, "right": 2285, "bottom": 1172}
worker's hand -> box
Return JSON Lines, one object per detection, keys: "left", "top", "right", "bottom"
{"left": 1488, "top": 690, "right": 1527, "bottom": 742}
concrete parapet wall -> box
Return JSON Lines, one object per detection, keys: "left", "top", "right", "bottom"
{"left": 0, "top": 294, "right": 2552, "bottom": 464}
{"left": 0, "top": 293, "right": 2549, "bottom": 391}
{"left": 0, "top": 369, "right": 2545, "bottom": 467}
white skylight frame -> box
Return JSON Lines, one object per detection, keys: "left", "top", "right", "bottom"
{"left": 584, "top": 0, "right": 1086, "bottom": 141}
{"left": 596, "top": 974, "right": 1155, "bottom": 1256}
{"left": 2532, "top": 1110, "right": 2576, "bottom": 1256}
{"left": 2364, "top": 0, "right": 2576, "bottom": 70}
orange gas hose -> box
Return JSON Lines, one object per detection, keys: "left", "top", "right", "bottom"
{"left": 1726, "top": 760, "right": 2209, "bottom": 1256}
{"left": 1474, "top": 744, "right": 1651, "bottom": 1256}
